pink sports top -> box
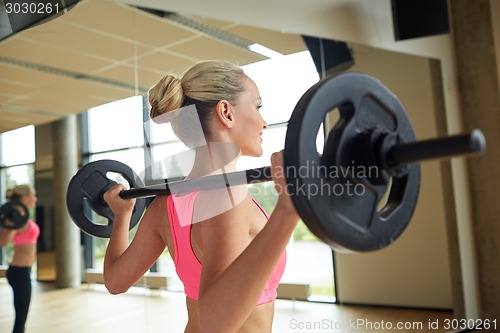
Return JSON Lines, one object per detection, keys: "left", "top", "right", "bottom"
{"left": 167, "top": 192, "right": 287, "bottom": 305}
{"left": 13, "top": 219, "right": 40, "bottom": 245}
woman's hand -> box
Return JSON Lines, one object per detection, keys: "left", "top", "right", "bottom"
{"left": 103, "top": 184, "right": 136, "bottom": 218}
{"left": 270, "top": 150, "right": 298, "bottom": 216}
{"left": 2, "top": 218, "right": 17, "bottom": 229}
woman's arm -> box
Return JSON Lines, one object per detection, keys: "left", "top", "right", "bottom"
{"left": 196, "top": 200, "right": 298, "bottom": 333}
{"left": 0, "top": 226, "right": 15, "bottom": 247}
{"left": 196, "top": 151, "right": 300, "bottom": 333}
{"left": 103, "top": 187, "right": 167, "bottom": 294}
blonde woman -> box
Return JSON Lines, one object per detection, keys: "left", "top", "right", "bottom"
{"left": 103, "top": 60, "right": 299, "bottom": 332}
{"left": 0, "top": 184, "right": 39, "bottom": 333}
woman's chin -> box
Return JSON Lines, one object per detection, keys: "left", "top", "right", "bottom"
{"left": 242, "top": 148, "right": 263, "bottom": 158}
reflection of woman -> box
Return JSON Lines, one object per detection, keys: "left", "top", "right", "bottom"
{"left": 103, "top": 60, "right": 300, "bottom": 332}
{"left": 0, "top": 184, "right": 39, "bottom": 333}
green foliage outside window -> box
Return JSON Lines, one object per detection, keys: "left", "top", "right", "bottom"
{"left": 248, "top": 183, "right": 318, "bottom": 241}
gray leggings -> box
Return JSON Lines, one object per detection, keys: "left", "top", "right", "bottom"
{"left": 6, "top": 266, "right": 32, "bottom": 333}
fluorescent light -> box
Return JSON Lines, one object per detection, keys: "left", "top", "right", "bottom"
{"left": 248, "top": 43, "right": 284, "bottom": 59}
{"left": 141, "top": 10, "right": 285, "bottom": 60}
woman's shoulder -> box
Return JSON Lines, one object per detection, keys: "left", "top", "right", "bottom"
{"left": 149, "top": 195, "right": 169, "bottom": 210}
{"left": 142, "top": 196, "right": 170, "bottom": 227}
{"left": 193, "top": 185, "right": 251, "bottom": 225}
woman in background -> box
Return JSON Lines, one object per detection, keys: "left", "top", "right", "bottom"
{"left": 0, "top": 184, "right": 39, "bottom": 333}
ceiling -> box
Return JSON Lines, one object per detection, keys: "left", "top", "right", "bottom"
{"left": 0, "top": 0, "right": 307, "bottom": 134}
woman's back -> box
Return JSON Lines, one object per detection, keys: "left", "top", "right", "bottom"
{"left": 161, "top": 187, "right": 284, "bottom": 332}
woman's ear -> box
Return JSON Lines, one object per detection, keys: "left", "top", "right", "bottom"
{"left": 215, "top": 100, "right": 234, "bottom": 129}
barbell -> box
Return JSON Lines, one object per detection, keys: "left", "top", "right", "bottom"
{"left": 0, "top": 201, "right": 29, "bottom": 230}
{"left": 66, "top": 72, "right": 486, "bottom": 252}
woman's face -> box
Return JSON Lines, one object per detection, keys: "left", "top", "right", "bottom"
{"left": 231, "top": 77, "right": 268, "bottom": 157}
{"left": 20, "top": 188, "right": 37, "bottom": 210}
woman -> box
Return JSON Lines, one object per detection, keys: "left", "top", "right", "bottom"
{"left": 0, "top": 184, "right": 39, "bottom": 333}
{"left": 103, "top": 60, "right": 300, "bottom": 332}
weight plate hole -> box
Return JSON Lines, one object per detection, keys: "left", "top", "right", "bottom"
{"left": 377, "top": 177, "right": 393, "bottom": 215}
{"left": 106, "top": 171, "right": 131, "bottom": 190}
{"left": 316, "top": 123, "right": 325, "bottom": 155}
{"left": 318, "top": 107, "right": 340, "bottom": 157}
{"left": 82, "top": 198, "right": 109, "bottom": 226}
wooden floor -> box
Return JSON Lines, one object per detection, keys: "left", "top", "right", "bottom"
{"left": 0, "top": 279, "right": 455, "bottom": 333}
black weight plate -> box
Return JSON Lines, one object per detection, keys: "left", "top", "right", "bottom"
{"left": 66, "top": 160, "right": 146, "bottom": 238}
{"left": 0, "top": 201, "right": 29, "bottom": 229}
{"left": 284, "top": 72, "right": 420, "bottom": 252}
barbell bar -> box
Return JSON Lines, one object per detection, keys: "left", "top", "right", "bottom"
{"left": 66, "top": 72, "right": 486, "bottom": 252}
{"left": 119, "top": 130, "right": 483, "bottom": 199}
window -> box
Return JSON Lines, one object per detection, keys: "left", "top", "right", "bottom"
{"left": 243, "top": 51, "right": 320, "bottom": 125}
{"left": 143, "top": 103, "right": 196, "bottom": 182}
{"left": 0, "top": 125, "right": 35, "bottom": 167}
{"left": 87, "top": 96, "right": 144, "bottom": 153}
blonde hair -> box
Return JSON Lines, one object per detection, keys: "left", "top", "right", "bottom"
{"left": 148, "top": 60, "right": 246, "bottom": 147}
{"left": 6, "top": 184, "right": 33, "bottom": 202}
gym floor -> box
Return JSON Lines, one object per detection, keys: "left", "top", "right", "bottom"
{"left": 0, "top": 279, "right": 454, "bottom": 333}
